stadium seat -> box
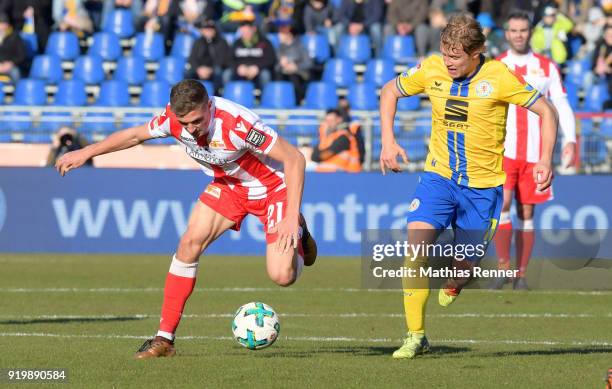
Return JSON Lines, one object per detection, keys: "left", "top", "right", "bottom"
{"left": 103, "top": 9, "right": 135, "bottom": 39}
{"left": 13, "top": 78, "right": 47, "bottom": 105}
{"left": 347, "top": 82, "right": 378, "bottom": 110}
{"left": 584, "top": 82, "right": 609, "bottom": 112}
{"left": 140, "top": 80, "right": 171, "bottom": 107}
{"left": 285, "top": 114, "right": 319, "bottom": 136}
{"left": 223, "top": 32, "right": 238, "bottom": 45}
{"left": 79, "top": 111, "right": 116, "bottom": 133}
{"left": 364, "top": 59, "right": 396, "bottom": 87}
{"left": 580, "top": 133, "right": 607, "bottom": 165}
{"left": 222, "top": 81, "right": 255, "bottom": 108}
{"left": 322, "top": 58, "right": 356, "bottom": 88}
{"left": 156, "top": 56, "right": 185, "bottom": 85}
{"left": 95, "top": 80, "right": 130, "bottom": 106}
{"left": 20, "top": 32, "right": 38, "bottom": 58}
{"left": 382, "top": 35, "right": 416, "bottom": 63}
{"left": 301, "top": 33, "right": 331, "bottom": 63}
{"left": 601, "top": 114, "right": 612, "bottom": 137}
{"left": 171, "top": 33, "right": 195, "bottom": 59}
{"left": 114, "top": 56, "right": 147, "bottom": 85}
{"left": 133, "top": 32, "right": 165, "bottom": 61}
{"left": 579, "top": 118, "right": 594, "bottom": 135}
{"left": 337, "top": 34, "right": 371, "bottom": 64}
{"left": 29, "top": 55, "right": 63, "bottom": 84}
{"left": 2, "top": 111, "right": 31, "bottom": 131}
{"left": 122, "top": 112, "right": 152, "bottom": 129}
{"left": 45, "top": 31, "right": 80, "bottom": 61}
{"left": 88, "top": 31, "right": 122, "bottom": 61}
{"left": 566, "top": 57, "right": 591, "bottom": 86}
{"left": 54, "top": 79, "right": 87, "bottom": 106}
{"left": 397, "top": 95, "right": 421, "bottom": 111}
{"left": 37, "top": 111, "right": 73, "bottom": 132}
{"left": 303, "top": 81, "right": 338, "bottom": 109}
{"left": 22, "top": 132, "right": 53, "bottom": 144}
{"left": 200, "top": 80, "right": 214, "bottom": 96}
{"left": 260, "top": 81, "right": 296, "bottom": 109}
{"left": 400, "top": 137, "right": 428, "bottom": 162}
{"left": 266, "top": 33, "right": 280, "bottom": 50}
{"left": 0, "top": 86, "right": 4, "bottom": 105}
{"left": 73, "top": 55, "right": 106, "bottom": 84}
{"left": 565, "top": 81, "right": 579, "bottom": 110}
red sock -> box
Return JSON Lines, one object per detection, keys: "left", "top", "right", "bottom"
{"left": 158, "top": 255, "right": 198, "bottom": 341}
{"left": 515, "top": 220, "right": 535, "bottom": 278}
{"left": 495, "top": 217, "right": 513, "bottom": 270}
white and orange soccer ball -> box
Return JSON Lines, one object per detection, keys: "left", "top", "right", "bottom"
{"left": 231, "top": 302, "right": 280, "bottom": 350}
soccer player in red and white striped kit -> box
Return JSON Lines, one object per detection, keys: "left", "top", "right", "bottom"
{"left": 56, "top": 79, "right": 317, "bottom": 358}
{"left": 491, "top": 11, "right": 577, "bottom": 290}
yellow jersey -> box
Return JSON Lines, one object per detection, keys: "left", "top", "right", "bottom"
{"left": 396, "top": 54, "right": 541, "bottom": 188}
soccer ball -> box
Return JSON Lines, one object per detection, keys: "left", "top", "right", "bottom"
{"left": 231, "top": 302, "right": 280, "bottom": 350}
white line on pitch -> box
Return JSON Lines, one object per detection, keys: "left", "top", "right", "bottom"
{"left": 1, "top": 312, "right": 611, "bottom": 320}
{"left": 0, "top": 287, "right": 611, "bottom": 295}
{"left": 0, "top": 332, "right": 611, "bottom": 347}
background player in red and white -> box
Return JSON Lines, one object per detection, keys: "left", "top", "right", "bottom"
{"left": 491, "top": 11, "right": 577, "bottom": 290}
{"left": 55, "top": 79, "right": 317, "bottom": 358}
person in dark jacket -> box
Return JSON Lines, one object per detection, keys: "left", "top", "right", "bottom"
{"left": 186, "top": 18, "right": 230, "bottom": 93}
{"left": 334, "top": 0, "right": 384, "bottom": 55}
{"left": 303, "top": 0, "right": 336, "bottom": 47}
{"left": 0, "top": 13, "right": 27, "bottom": 82}
{"left": 223, "top": 19, "right": 276, "bottom": 89}
{"left": 0, "top": 0, "right": 53, "bottom": 52}
{"left": 275, "top": 21, "right": 311, "bottom": 102}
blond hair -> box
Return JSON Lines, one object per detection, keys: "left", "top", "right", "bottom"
{"left": 440, "top": 13, "right": 486, "bottom": 55}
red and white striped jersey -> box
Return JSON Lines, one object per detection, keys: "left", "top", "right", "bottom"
{"left": 497, "top": 50, "right": 576, "bottom": 162}
{"left": 148, "top": 97, "right": 285, "bottom": 200}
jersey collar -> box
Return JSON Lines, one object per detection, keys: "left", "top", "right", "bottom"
{"left": 452, "top": 54, "right": 485, "bottom": 83}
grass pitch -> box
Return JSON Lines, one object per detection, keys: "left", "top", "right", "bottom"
{"left": 0, "top": 254, "right": 611, "bottom": 388}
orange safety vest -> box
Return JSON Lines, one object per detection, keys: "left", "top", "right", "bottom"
{"left": 315, "top": 124, "right": 362, "bottom": 173}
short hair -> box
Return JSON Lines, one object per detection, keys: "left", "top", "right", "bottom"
{"left": 440, "top": 13, "right": 486, "bottom": 55}
{"left": 505, "top": 10, "right": 532, "bottom": 29}
{"left": 325, "top": 108, "right": 341, "bottom": 116}
{"left": 170, "top": 79, "right": 209, "bottom": 116}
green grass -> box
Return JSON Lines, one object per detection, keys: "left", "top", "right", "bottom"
{"left": 0, "top": 254, "right": 611, "bottom": 388}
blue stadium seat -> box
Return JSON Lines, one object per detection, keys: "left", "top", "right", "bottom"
{"left": 103, "top": 9, "right": 135, "bottom": 39}
{"left": 364, "top": 59, "right": 396, "bottom": 87}
{"left": 22, "top": 132, "right": 53, "bottom": 144}
{"left": 301, "top": 33, "right": 331, "bottom": 63}
{"left": 37, "top": 111, "right": 73, "bottom": 132}
{"left": 580, "top": 133, "right": 607, "bottom": 165}
{"left": 322, "top": 58, "right": 356, "bottom": 88}
{"left": 382, "top": 35, "right": 416, "bottom": 63}
{"left": 95, "top": 80, "right": 130, "bottom": 106}
{"left": 54, "top": 79, "right": 87, "bottom": 106}
{"left": 285, "top": 114, "right": 319, "bottom": 137}
{"left": 156, "top": 56, "right": 185, "bottom": 85}
{"left": 200, "top": 80, "right": 214, "bottom": 96}
{"left": 261, "top": 81, "right": 296, "bottom": 108}
{"left": 566, "top": 57, "right": 591, "bottom": 86}
{"left": 13, "top": 79, "right": 47, "bottom": 105}
{"left": 601, "top": 114, "right": 612, "bottom": 137}
{"left": 20, "top": 32, "right": 38, "bottom": 58}
{"left": 399, "top": 137, "right": 428, "bottom": 161}
{"left": 337, "top": 34, "right": 371, "bottom": 64}
{"left": 88, "top": 31, "right": 122, "bottom": 61}
{"left": 303, "top": 81, "right": 338, "bottom": 109}
{"left": 73, "top": 55, "right": 106, "bottom": 84}
{"left": 565, "top": 81, "right": 579, "bottom": 110}
{"left": 133, "top": 32, "right": 165, "bottom": 61}
{"left": 397, "top": 95, "right": 420, "bottom": 111}
{"left": 347, "top": 82, "right": 378, "bottom": 110}
{"left": 579, "top": 118, "right": 593, "bottom": 135}
{"left": 29, "top": 55, "right": 63, "bottom": 84}
{"left": 0, "top": 87, "right": 4, "bottom": 105}
{"left": 80, "top": 112, "right": 116, "bottom": 134}
{"left": 171, "top": 33, "right": 195, "bottom": 59}
{"left": 122, "top": 112, "right": 152, "bottom": 129}
{"left": 223, "top": 32, "right": 237, "bottom": 45}
{"left": 140, "top": 80, "right": 171, "bottom": 107}
{"left": 266, "top": 33, "right": 280, "bottom": 50}
{"left": 114, "top": 56, "right": 147, "bottom": 85}
{"left": 584, "top": 82, "right": 609, "bottom": 112}
{"left": 222, "top": 81, "right": 255, "bottom": 108}
{"left": 2, "top": 111, "right": 31, "bottom": 131}
{"left": 45, "top": 32, "right": 80, "bottom": 61}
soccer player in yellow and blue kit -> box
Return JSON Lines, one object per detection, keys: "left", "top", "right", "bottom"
{"left": 379, "top": 13, "right": 558, "bottom": 359}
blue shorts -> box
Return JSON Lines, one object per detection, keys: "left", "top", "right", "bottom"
{"left": 406, "top": 172, "right": 503, "bottom": 258}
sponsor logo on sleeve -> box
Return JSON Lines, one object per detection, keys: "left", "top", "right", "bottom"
{"left": 245, "top": 129, "right": 267, "bottom": 147}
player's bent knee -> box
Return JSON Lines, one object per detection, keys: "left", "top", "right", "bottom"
{"left": 269, "top": 269, "right": 296, "bottom": 287}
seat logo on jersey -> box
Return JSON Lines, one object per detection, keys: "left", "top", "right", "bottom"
{"left": 246, "top": 129, "right": 266, "bottom": 147}
{"left": 475, "top": 80, "right": 493, "bottom": 97}
{"left": 444, "top": 99, "right": 468, "bottom": 122}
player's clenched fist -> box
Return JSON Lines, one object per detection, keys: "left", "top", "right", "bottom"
{"left": 55, "top": 149, "right": 91, "bottom": 176}
{"left": 532, "top": 160, "right": 553, "bottom": 191}
{"left": 380, "top": 142, "right": 409, "bottom": 174}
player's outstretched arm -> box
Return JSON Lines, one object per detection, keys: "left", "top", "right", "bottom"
{"left": 379, "top": 79, "right": 409, "bottom": 174}
{"left": 55, "top": 124, "right": 153, "bottom": 176}
{"left": 528, "top": 97, "right": 559, "bottom": 191}
{"left": 267, "top": 136, "right": 306, "bottom": 253}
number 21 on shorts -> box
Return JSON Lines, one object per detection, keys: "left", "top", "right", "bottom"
{"left": 267, "top": 202, "right": 284, "bottom": 230}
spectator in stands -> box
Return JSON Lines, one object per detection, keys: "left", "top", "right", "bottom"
{"left": 266, "top": 0, "right": 295, "bottom": 31}
{"left": 137, "top": 0, "right": 180, "bottom": 48}
{"left": 275, "top": 21, "right": 311, "bottom": 102}
{"left": 186, "top": 18, "right": 230, "bottom": 92}
{"left": 224, "top": 18, "right": 276, "bottom": 89}
{"left": 220, "top": 0, "right": 271, "bottom": 32}
{"left": 52, "top": 0, "right": 94, "bottom": 37}
{"left": 531, "top": 4, "right": 573, "bottom": 65}
{"left": 582, "top": 6, "right": 606, "bottom": 54}
{"left": 0, "top": 13, "right": 27, "bottom": 82}
{"left": 303, "top": 0, "right": 336, "bottom": 47}
{"left": 415, "top": 7, "right": 446, "bottom": 57}
{"left": 592, "top": 24, "right": 612, "bottom": 109}
{"left": 46, "top": 126, "right": 94, "bottom": 167}
{"left": 311, "top": 108, "right": 362, "bottom": 172}
{"left": 0, "top": 1, "right": 54, "bottom": 52}
{"left": 477, "top": 12, "right": 504, "bottom": 58}
{"left": 384, "top": 0, "right": 430, "bottom": 58}
{"left": 335, "top": 0, "right": 384, "bottom": 56}
{"left": 176, "top": 0, "right": 215, "bottom": 37}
